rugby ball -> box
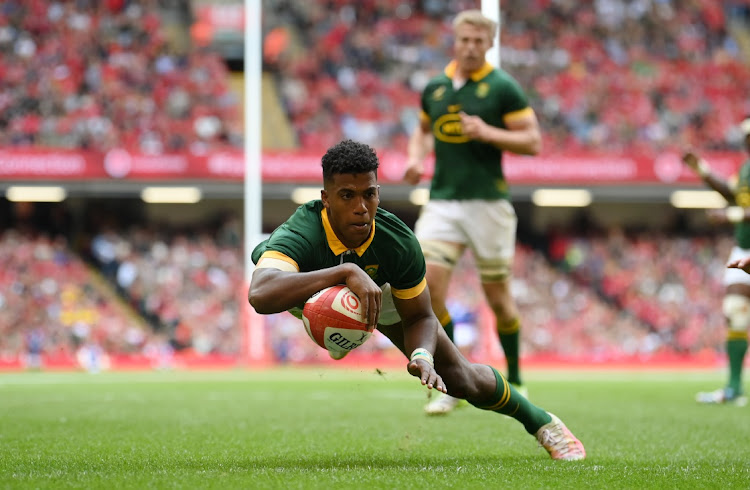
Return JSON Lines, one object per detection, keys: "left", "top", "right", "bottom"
{"left": 302, "top": 285, "right": 373, "bottom": 355}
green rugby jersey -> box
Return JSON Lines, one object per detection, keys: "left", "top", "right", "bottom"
{"left": 252, "top": 200, "right": 427, "bottom": 304}
{"left": 733, "top": 160, "right": 750, "bottom": 248}
{"left": 420, "top": 61, "right": 533, "bottom": 200}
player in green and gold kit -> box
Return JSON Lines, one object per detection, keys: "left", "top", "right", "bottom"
{"left": 683, "top": 116, "right": 750, "bottom": 406}
{"left": 404, "top": 9, "right": 540, "bottom": 414}
{"left": 249, "top": 139, "right": 585, "bottom": 460}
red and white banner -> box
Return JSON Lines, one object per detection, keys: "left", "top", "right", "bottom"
{"left": 194, "top": 4, "right": 245, "bottom": 33}
{"left": 0, "top": 148, "right": 743, "bottom": 185}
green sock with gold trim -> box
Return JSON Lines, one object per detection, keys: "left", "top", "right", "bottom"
{"left": 439, "top": 312, "right": 455, "bottom": 343}
{"left": 727, "top": 336, "right": 748, "bottom": 393}
{"left": 470, "top": 366, "right": 550, "bottom": 435}
{"left": 498, "top": 317, "right": 521, "bottom": 385}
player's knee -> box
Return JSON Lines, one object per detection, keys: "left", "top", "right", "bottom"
{"left": 723, "top": 294, "right": 750, "bottom": 331}
{"left": 421, "top": 240, "right": 462, "bottom": 269}
{"left": 486, "top": 296, "right": 516, "bottom": 319}
{"left": 476, "top": 258, "right": 511, "bottom": 282}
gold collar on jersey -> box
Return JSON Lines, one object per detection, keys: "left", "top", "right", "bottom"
{"left": 444, "top": 60, "right": 494, "bottom": 81}
{"left": 321, "top": 210, "right": 375, "bottom": 257}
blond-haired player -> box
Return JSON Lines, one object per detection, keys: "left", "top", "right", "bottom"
{"left": 404, "top": 9, "right": 540, "bottom": 414}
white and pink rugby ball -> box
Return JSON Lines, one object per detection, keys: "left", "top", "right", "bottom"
{"left": 302, "top": 285, "right": 373, "bottom": 356}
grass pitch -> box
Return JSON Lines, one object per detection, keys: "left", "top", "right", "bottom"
{"left": 1, "top": 367, "right": 749, "bottom": 489}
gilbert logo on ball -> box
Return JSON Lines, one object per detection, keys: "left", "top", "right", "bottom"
{"left": 302, "top": 285, "right": 373, "bottom": 355}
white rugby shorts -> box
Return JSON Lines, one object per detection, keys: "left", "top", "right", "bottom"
{"left": 414, "top": 199, "right": 517, "bottom": 268}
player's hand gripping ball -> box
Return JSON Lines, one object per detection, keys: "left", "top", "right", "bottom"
{"left": 302, "top": 285, "right": 373, "bottom": 356}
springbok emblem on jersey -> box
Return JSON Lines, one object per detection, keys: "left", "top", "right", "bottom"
{"left": 476, "top": 82, "right": 489, "bottom": 98}
{"left": 431, "top": 86, "right": 446, "bottom": 101}
{"left": 365, "top": 265, "right": 379, "bottom": 280}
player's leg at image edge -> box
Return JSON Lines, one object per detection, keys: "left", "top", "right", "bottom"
{"left": 695, "top": 387, "right": 748, "bottom": 406}
{"left": 696, "top": 295, "right": 748, "bottom": 406}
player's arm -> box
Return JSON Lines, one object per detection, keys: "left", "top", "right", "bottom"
{"left": 459, "top": 108, "right": 541, "bottom": 155}
{"left": 728, "top": 256, "right": 750, "bottom": 274}
{"left": 393, "top": 290, "right": 446, "bottom": 393}
{"left": 682, "top": 152, "right": 735, "bottom": 203}
{"left": 403, "top": 114, "right": 434, "bottom": 185}
{"left": 248, "top": 259, "right": 382, "bottom": 327}
{"left": 727, "top": 257, "right": 750, "bottom": 274}
{"left": 706, "top": 206, "right": 748, "bottom": 226}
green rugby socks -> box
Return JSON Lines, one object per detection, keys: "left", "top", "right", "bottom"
{"left": 498, "top": 317, "right": 521, "bottom": 386}
{"left": 470, "top": 366, "right": 550, "bottom": 434}
{"left": 439, "top": 311, "right": 455, "bottom": 343}
{"left": 727, "top": 334, "right": 748, "bottom": 393}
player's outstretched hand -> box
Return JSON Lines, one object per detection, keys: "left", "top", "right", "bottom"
{"left": 407, "top": 358, "right": 447, "bottom": 393}
{"left": 728, "top": 256, "right": 750, "bottom": 274}
{"left": 681, "top": 151, "right": 700, "bottom": 170}
{"left": 403, "top": 160, "right": 424, "bottom": 185}
{"left": 706, "top": 208, "right": 729, "bottom": 224}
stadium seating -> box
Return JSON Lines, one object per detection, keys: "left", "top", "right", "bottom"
{"left": 2, "top": 1, "right": 747, "bottom": 154}
{"left": 0, "top": 219, "right": 734, "bottom": 365}
{"left": 0, "top": 230, "right": 155, "bottom": 368}
{"left": 0, "top": 0, "right": 239, "bottom": 151}
{"left": 561, "top": 230, "right": 730, "bottom": 355}
{"left": 88, "top": 225, "right": 245, "bottom": 357}
{"left": 267, "top": 0, "right": 750, "bottom": 154}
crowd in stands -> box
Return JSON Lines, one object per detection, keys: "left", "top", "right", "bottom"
{"left": 0, "top": 218, "right": 736, "bottom": 367}
{"left": 559, "top": 228, "right": 731, "bottom": 356}
{"left": 503, "top": 0, "right": 750, "bottom": 153}
{"left": 0, "top": 229, "right": 156, "bottom": 368}
{"left": 88, "top": 222, "right": 244, "bottom": 357}
{"left": 2, "top": 0, "right": 748, "bottom": 155}
{"left": 266, "top": 0, "right": 750, "bottom": 154}
{"left": 439, "top": 244, "right": 660, "bottom": 361}
{"left": 0, "top": 0, "right": 240, "bottom": 152}
{"left": 80, "top": 221, "right": 736, "bottom": 364}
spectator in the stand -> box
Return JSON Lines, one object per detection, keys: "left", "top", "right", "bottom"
{"left": 683, "top": 116, "right": 750, "bottom": 406}
{"left": 24, "top": 327, "right": 44, "bottom": 370}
